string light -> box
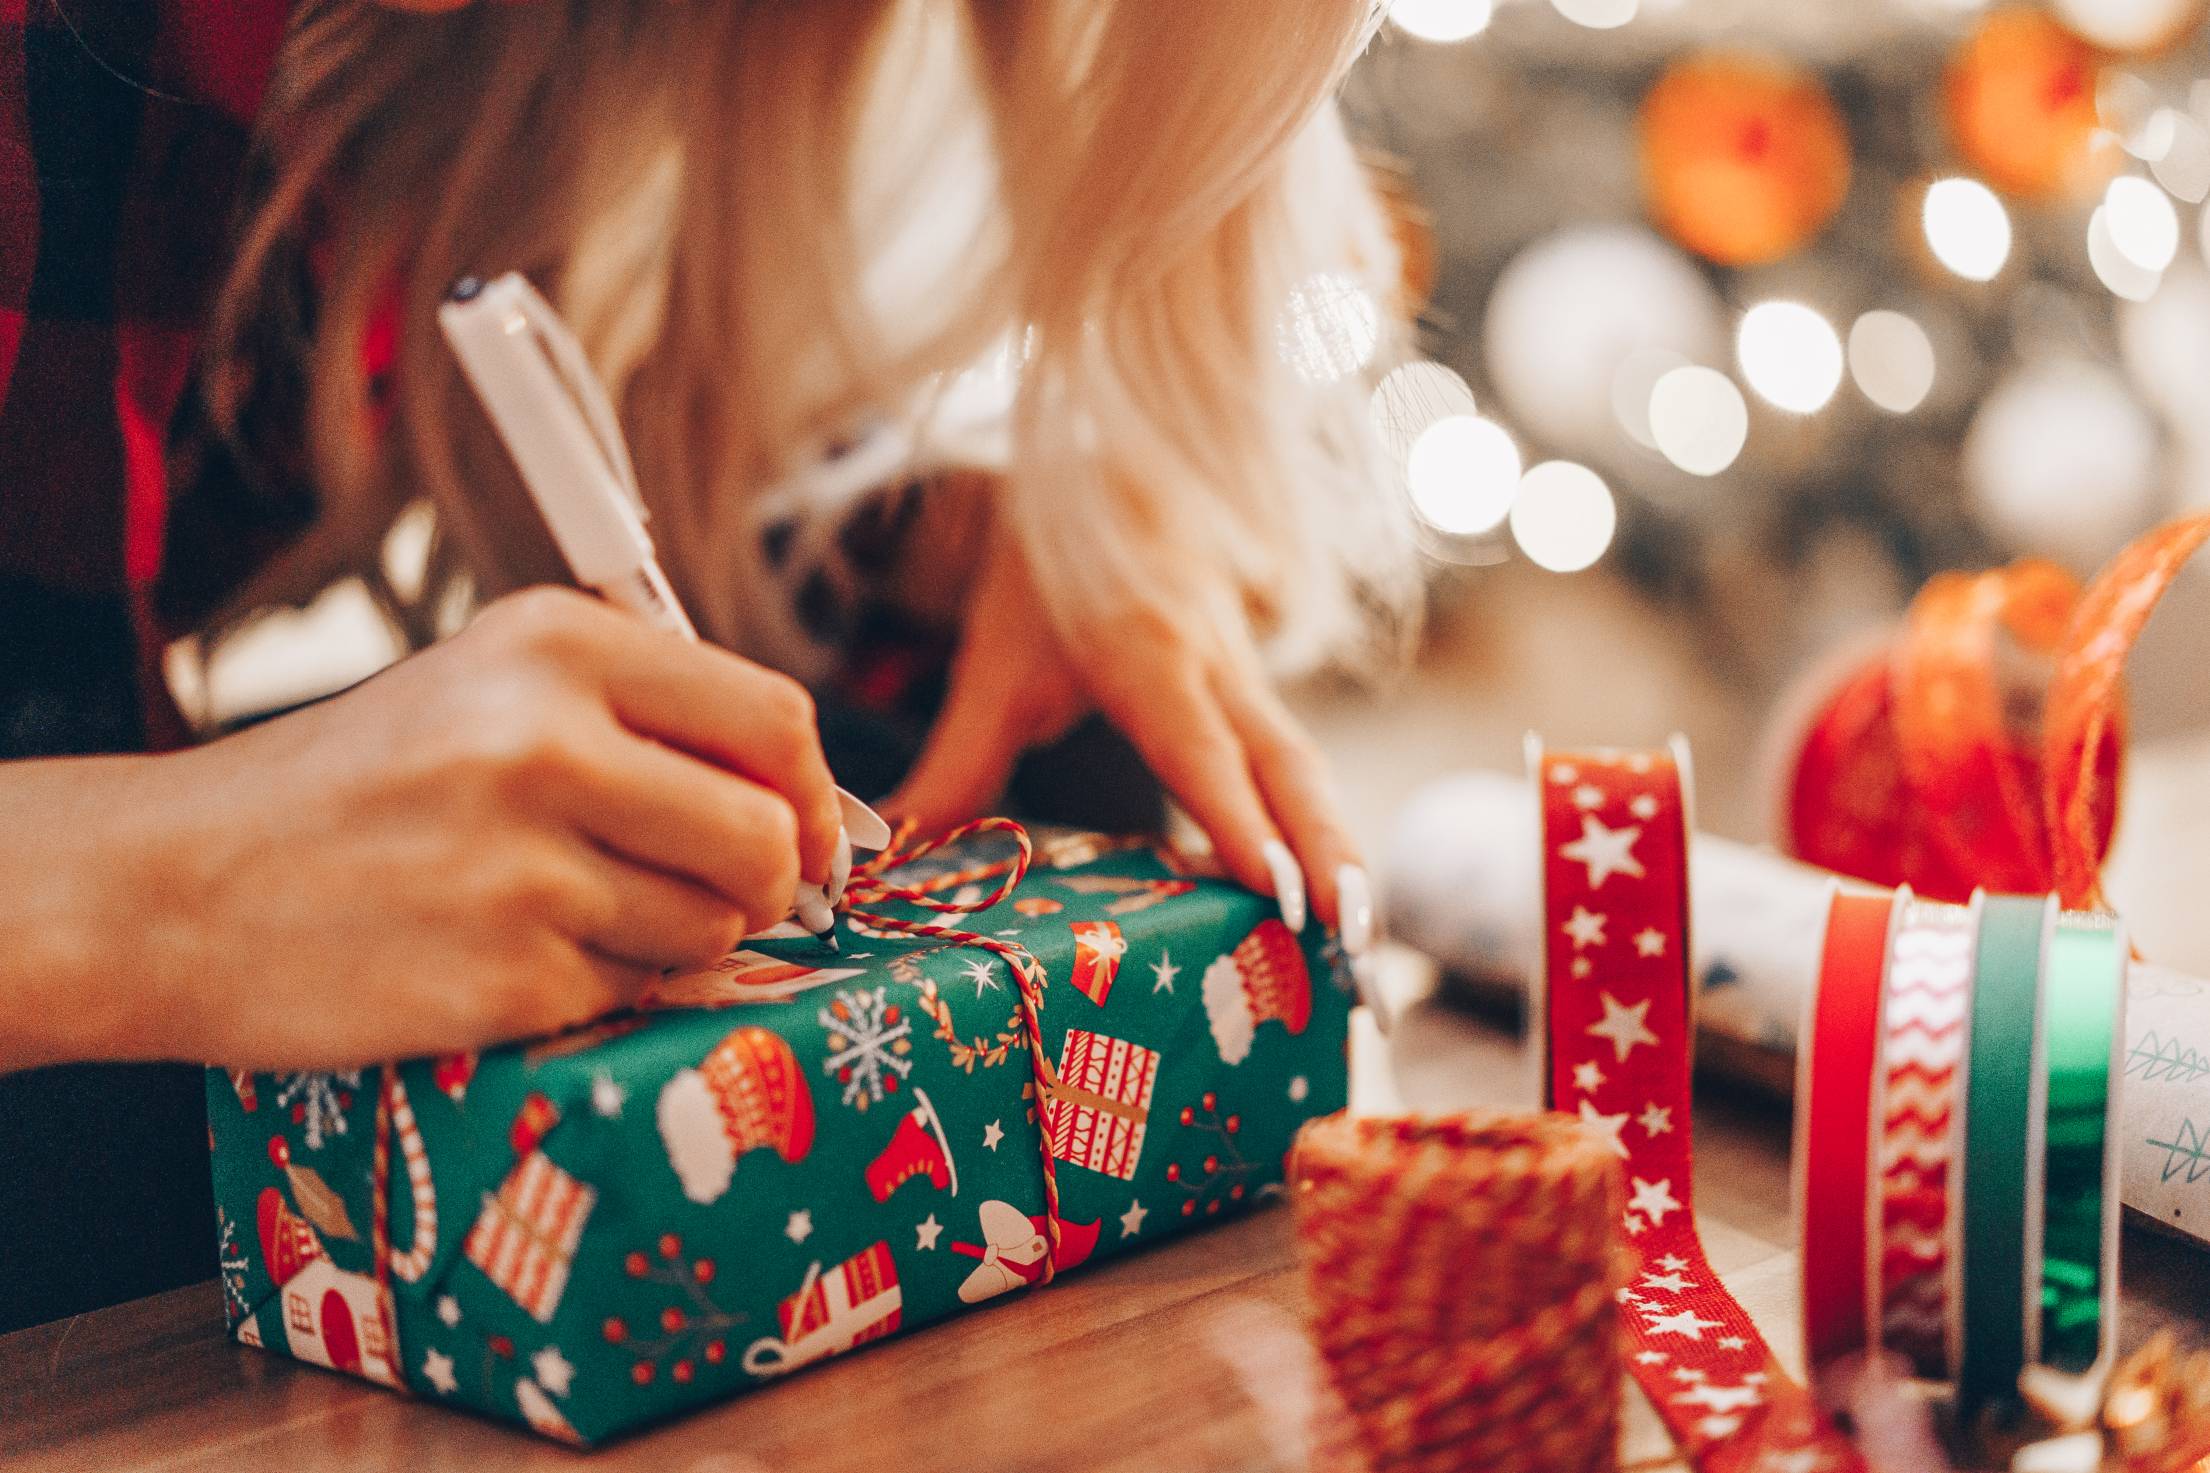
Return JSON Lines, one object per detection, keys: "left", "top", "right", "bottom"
{"left": 2103, "top": 176, "right": 2181, "bottom": 273}
{"left": 2051, "top": 0, "right": 2199, "bottom": 52}
{"left": 1510, "top": 461, "right": 1617, "bottom": 573}
{"left": 1847, "top": 311, "right": 1937, "bottom": 414}
{"left": 1407, "top": 415, "right": 1522, "bottom": 535}
{"left": 1278, "top": 272, "right": 1383, "bottom": 385}
{"left": 1737, "top": 301, "right": 1844, "bottom": 414}
{"left": 1922, "top": 178, "right": 2012, "bottom": 282}
{"left": 1552, "top": 0, "right": 1638, "bottom": 28}
{"left": 1648, "top": 366, "right": 1748, "bottom": 476}
{"left": 1388, "top": 0, "right": 1493, "bottom": 43}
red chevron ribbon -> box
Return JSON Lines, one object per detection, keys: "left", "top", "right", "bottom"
{"left": 1873, "top": 893, "right": 1976, "bottom": 1380}
{"left": 1539, "top": 742, "right": 1865, "bottom": 1473}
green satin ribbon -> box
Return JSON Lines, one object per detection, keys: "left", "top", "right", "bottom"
{"left": 1959, "top": 893, "right": 2052, "bottom": 1413}
{"left": 2039, "top": 914, "right": 2124, "bottom": 1375}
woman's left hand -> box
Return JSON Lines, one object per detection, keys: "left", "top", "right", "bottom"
{"left": 882, "top": 533, "right": 1377, "bottom": 967}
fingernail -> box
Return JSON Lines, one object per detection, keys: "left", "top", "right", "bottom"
{"left": 793, "top": 883, "right": 837, "bottom": 945}
{"left": 838, "top": 788, "right": 893, "bottom": 851}
{"left": 1262, "top": 839, "right": 1307, "bottom": 933}
{"left": 1336, "top": 863, "right": 1375, "bottom": 959}
{"left": 827, "top": 828, "right": 853, "bottom": 906}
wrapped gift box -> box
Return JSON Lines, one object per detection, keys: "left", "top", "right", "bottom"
{"left": 206, "top": 829, "right": 1351, "bottom": 1444}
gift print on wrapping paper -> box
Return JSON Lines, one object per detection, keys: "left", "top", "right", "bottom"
{"left": 741, "top": 1243, "right": 903, "bottom": 1378}
{"left": 464, "top": 1147, "right": 598, "bottom": 1324}
{"left": 1043, "top": 1029, "right": 1159, "bottom": 1181}
{"left": 1069, "top": 921, "right": 1126, "bottom": 1006}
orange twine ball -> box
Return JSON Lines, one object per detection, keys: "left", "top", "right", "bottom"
{"left": 1639, "top": 51, "right": 1852, "bottom": 267}
{"left": 1944, "top": 8, "right": 2109, "bottom": 199}
{"left": 1291, "top": 1111, "right": 1629, "bottom": 1473}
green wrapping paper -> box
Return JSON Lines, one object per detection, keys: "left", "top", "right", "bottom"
{"left": 205, "top": 828, "right": 1351, "bottom": 1445}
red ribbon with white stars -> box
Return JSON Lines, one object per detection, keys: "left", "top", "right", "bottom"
{"left": 1537, "top": 741, "right": 1865, "bottom": 1473}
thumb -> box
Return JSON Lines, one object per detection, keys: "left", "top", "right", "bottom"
{"left": 884, "top": 645, "right": 1064, "bottom": 837}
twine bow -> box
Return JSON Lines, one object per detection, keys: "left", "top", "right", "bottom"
{"left": 836, "top": 816, "right": 1068, "bottom": 1281}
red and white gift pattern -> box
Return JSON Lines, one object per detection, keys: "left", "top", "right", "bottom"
{"left": 741, "top": 1242, "right": 903, "bottom": 1378}
{"left": 1043, "top": 1028, "right": 1158, "bottom": 1182}
{"left": 1540, "top": 745, "right": 1863, "bottom": 1473}
{"left": 1069, "top": 922, "right": 1127, "bottom": 1008}
{"left": 464, "top": 1147, "right": 598, "bottom": 1324}
{"left": 1874, "top": 896, "right": 1973, "bottom": 1379}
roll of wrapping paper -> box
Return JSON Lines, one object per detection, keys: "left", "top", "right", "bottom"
{"left": 1535, "top": 740, "right": 1865, "bottom": 1473}
{"left": 1872, "top": 893, "right": 1978, "bottom": 1383}
{"left": 1797, "top": 889, "right": 1897, "bottom": 1370}
{"left": 1291, "top": 1112, "right": 1628, "bottom": 1473}
{"left": 2039, "top": 913, "right": 2126, "bottom": 1378}
{"left": 1958, "top": 893, "right": 2055, "bottom": 1415}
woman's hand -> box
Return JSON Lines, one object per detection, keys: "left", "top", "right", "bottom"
{"left": 0, "top": 587, "right": 841, "bottom": 1073}
{"left": 884, "top": 534, "right": 1377, "bottom": 966}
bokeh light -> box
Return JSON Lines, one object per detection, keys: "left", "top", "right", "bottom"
{"left": 1847, "top": 311, "right": 1937, "bottom": 414}
{"left": 1965, "top": 358, "right": 2160, "bottom": 565}
{"left": 2051, "top": 0, "right": 2201, "bottom": 52}
{"left": 1510, "top": 462, "right": 1618, "bottom": 572}
{"left": 1923, "top": 177, "right": 2012, "bottom": 281}
{"left": 1278, "top": 271, "right": 1383, "bottom": 385}
{"left": 2090, "top": 205, "right": 2165, "bottom": 300}
{"left": 1553, "top": 0, "right": 1638, "bottom": 28}
{"left": 1612, "top": 348, "right": 1687, "bottom": 449}
{"left": 1388, "top": 0, "right": 1493, "bottom": 43}
{"left": 1737, "top": 301, "right": 1844, "bottom": 414}
{"left": 2104, "top": 176, "right": 2181, "bottom": 272}
{"left": 1371, "top": 361, "right": 1480, "bottom": 464}
{"left": 1407, "top": 415, "right": 1523, "bottom": 535}
{"left": 1648, "top": 366, "right": 1748, "bottom": 476}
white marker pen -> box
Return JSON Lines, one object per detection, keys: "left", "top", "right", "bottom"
{"left": 438, "top": 272, "right": 888, "bottom": 947}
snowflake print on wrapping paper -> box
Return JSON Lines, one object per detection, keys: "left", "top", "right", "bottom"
{"left": 274, "top": 1070, "right": 361, "bottom": 1149}
{"left": 820, "top": 986, "right": 914, "bottom": 1111}
{"left": 217, "top": 1205, "right": 251, "bottom": 1326}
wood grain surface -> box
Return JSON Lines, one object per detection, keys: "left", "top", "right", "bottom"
{"left": 6, "top": 1001, "right": 2204, "bottom": 1473}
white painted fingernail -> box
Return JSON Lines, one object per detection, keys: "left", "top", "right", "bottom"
{"left": 838, "top": 788, "right": 893, "bottom": 851}
{"left": 1262, "top": 839, "right": 1307, "bottom": 933}
{"left": 1337, "top": 864, "right": 1375, "bottom": 958}
{"left": 827, "top": 828, "right": 853, "bottom": 906}
{"left": 793, "top": 883, "right": 836, "bottom": 941}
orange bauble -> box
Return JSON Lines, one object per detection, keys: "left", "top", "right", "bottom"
{"left": 1945, "top": 8, "right": 2106, "bottom": 199}
{"left": 1638, "top": 52, "right": 1852, "bottom": 267}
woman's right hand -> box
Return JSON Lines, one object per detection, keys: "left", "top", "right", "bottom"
{"left": 0, "top": 587, "right": 840, "bottom": 1073}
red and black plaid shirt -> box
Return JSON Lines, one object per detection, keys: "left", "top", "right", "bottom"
{"left": 0, "top": 0, "right": 293, "bottom": 758}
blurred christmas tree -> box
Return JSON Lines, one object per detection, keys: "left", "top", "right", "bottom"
{"left": 1340, "top": 0, "right": 2210, "bottom": 686}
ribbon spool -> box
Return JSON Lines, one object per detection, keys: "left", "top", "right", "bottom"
{"left": 1797, "top": 886, "right": 2131, "bottom": 1442}
{"left": 1292, "top": 1112, "right": 1628, "bottom": 1473}
{"left": 1535, "top": 739, "right": 1865, "bottom": 1472}
{"left": 1957, "top": 893, "right": 2055, "bottom": 1417}
{"left": 1797, "top": 889, "right": 1898, "bottom": 1371}
{"left": 1783, "top": 512, "right": 2210, "bottom": 913}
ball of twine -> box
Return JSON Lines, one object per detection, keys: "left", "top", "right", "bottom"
{"left": 1291, "top": 1111, "right": 1630, "bottom": 1473}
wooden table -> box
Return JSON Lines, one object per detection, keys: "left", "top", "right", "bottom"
{"left": 9, "top": 999, "right": 2209, "bottom": 1473}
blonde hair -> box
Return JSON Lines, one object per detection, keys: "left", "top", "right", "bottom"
{"left": 209, "top": 0, "right": 1415, "bottom": 675}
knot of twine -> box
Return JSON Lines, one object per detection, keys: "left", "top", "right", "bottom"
{"left": 1291, "top": 1110, "right": 1631, "bottom": 1473}
{"left": 836, "top": 816, "right": 1067, "bottom": 1278}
